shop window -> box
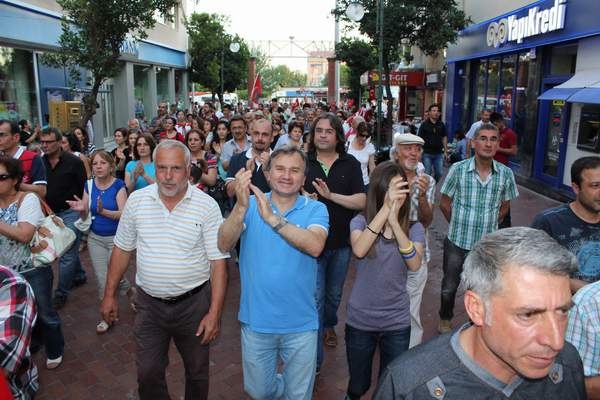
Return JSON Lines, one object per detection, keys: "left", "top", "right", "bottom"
{"left": 475, "top": 60, "right": 487, "bottom": 118}
{"left": 156, "top": 68, "right": 170, "bottom": 105}
{"left": 0, "top": 47, "right": 38, "bottom": 124}
{"left": 486, "top": 58, "right": 500, "bottom": 111}
{"left": 549, "top": 44, "right": 577, "bottom": 76}
{"left": 500, "top": 55, "right": 516, "bottom": 122}
{"left": 577, "top": 104, "right": 600, "bottom": 153}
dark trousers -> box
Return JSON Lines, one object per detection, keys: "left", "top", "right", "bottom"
{"left": 439, "top": 237, "right": 469, "bottom": 320}
{"left": 345, "top": 324, "right": 410, "bottom": 399}
{"left": 135, "top": 284, "right": 211, "bottom": 400}
{"left": 499, "top": 206, "right": 512, "bottom": 229}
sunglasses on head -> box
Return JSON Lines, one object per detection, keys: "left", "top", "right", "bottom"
{"left": 0, "top": 174, "right": 12, "bottom": 181}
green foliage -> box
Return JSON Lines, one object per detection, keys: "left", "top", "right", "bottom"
{"left": 186, "top": 12, "right": 250, "bottom": 100}
{"left": 42, "top": 0, "right": 178, "bottom": 125}
{"left": 260, "top": 65, "right": 307, "bottom": 97}
{"left": 320, "top": 64, "right": 351, "bottom": 87}
{"left": 335, "top": 38, "right": 377, "bottom": 101}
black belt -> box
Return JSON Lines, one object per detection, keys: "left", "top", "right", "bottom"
{"left": 150, "top": 281, "right": 208, "bottom": 305}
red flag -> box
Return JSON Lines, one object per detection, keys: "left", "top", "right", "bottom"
{"left": 250, "top": 74, "right": 263, "bottom": 106}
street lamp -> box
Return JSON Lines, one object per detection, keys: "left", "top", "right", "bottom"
{"left": 220, "top": 41, "right": 240, "bottom": 103}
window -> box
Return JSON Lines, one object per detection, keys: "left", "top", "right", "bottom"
{"left": 577, "top": 104, "right": 600, "bottom": 153}
{"left": 154, "top": 6, "right": 176, "bottom": 28}
{"left": 0, "top": 47, "right": 38, "bottom": 125}
{"left": 549, "top": 44, "right": 577, "bottom": 75}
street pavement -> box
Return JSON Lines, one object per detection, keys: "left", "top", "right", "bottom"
{"left": 33, "top": 184, "right": 562, "bottom": 399}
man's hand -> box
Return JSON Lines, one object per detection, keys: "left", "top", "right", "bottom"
{"left": 249, "top": 183, "right": 277, "bottom": 226}
{"left": 196, "top": 310, "right": 220, "bottom": 345}
{"left": 414, "top": 175, "right": 428, "bottom": 198}
{"left": 99, "top": 295, "right": 119, "bottom": 325}
{"left": 234, "top": 168, "right": 252, "bottom": 209}
{"left": 312, "top": 178, "right": 331, "bottom": 200}
{"left": 300, "top": 188, "right": 318, "bottom": 201}
{"left": 245, "top": 157, "right": 256, "bottom": 172}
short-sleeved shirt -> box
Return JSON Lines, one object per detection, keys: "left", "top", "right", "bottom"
{"left": 221, "top": 137, "right": 251, "bottom": 164}
{"left": 566, "top": 280, "right": 600, "bottom": 377}
{"left": 532, "top": 204, "right": 600, "bottom": 282}
{"left": 347, "top": 139, "right": 376, "bottom": 186}
{"left": 43, "top": 151, "right": 87, "bottom": 213}
{"left": 304, "top": 151, "right": 365, "bottom": 250}
{"left": 0, "top": 193, "right": 44, "bottom": 273}
{"left": 114, "top": 183, "right": 228, "bottom": 298}
{"left": 374, "top": 324, "right": 586, "bottom": 399}
{"left": 347, "top": 216, "right": 425, "bottom": 331}
{"left": 85, "top": 178, "right": 126, "bottom": 236}
{"left": 409, "top": 173, "right": 435, "bottom": 263}
{"left": 239, "top": 193, "right": 329, "bottom": 333}
{"left": 125, "top": 160, "right": 156, "bottom": 191}
{"left": 12, "top": 146, "right": 46, "bottom": 186}
{"left": 441, "top": 158, "right": 518, "bottom": 250}
{"left": 418, "top": 119, "right": 447, "bottom": 154}
{"left": 465, "top": 120, "right": 484, "bottom": 140}
{"left": 494, "top": 127, "right": 517, "bottom": 165}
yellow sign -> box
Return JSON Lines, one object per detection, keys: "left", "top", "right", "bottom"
{"left": 553, "top": 100, "right": 565, "bottom": 106}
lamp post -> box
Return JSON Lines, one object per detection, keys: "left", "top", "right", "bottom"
{"left": 220, "top": 41, "right": 240, "bottom": 103}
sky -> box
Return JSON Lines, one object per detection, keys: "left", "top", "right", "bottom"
{"left": 189, "top": 0, "right": 340, "bottom": 72}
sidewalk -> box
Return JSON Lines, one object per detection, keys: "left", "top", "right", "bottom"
{"left": 33, "top": 185, "right": 562, "bottom": 399}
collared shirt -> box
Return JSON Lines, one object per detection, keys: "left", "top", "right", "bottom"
{"left": 114, "top": 183, "right": 229, "bottom": 298}
{"left": 0, "top": 266, "right": 38, "bottom": 400}
{"left": 441, "top": 158, "right": 518, "bottom": 250}
{"left": 221, "top": 137, "right": 252, "bottom": 164}
{"left": 42, "top": 151, "right": 87, "bottom": 213}
{"left": 239, "top": 193, "right": 329, "bottom": 333}
{"left": 409, "top": 173, "right": 435, "bottom": 263}
{"left": 226, "top": 148, "right": 271, "bottom": 194}
{"left": 566, "top": 280, "right": 600, "bottom": 377}
{"left": 465, "top": 119, "right": 484, "bottom": 140}
{"left": 11, "top": 146, "right": 46, "bottom": 186}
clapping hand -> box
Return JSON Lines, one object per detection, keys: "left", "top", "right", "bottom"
{"left": 66, "top": 194, "right": 86, "bottom": 212}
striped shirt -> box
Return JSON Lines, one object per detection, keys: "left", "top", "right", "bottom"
{"left": 114, "top": 183, "right": 229, "bottom": 298}
{"left": 441, "top": 158, "right": 518, "bottom": 250}
{"left": 566, "top": 280, "right": 600, "bottom": 377}
{"left": 409, "top": 173, "right": 435, "bottom": 263}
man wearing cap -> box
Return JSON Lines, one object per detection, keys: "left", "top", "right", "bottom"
{"left": 393, "top": 133, "right": 435, "bottom": 347}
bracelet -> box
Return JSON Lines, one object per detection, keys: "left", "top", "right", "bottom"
{"left": 401, "top": 247, "right": 417, "bottom": 260}
{"left": 366, "top": 225, "right": 379, "bottom": 235}
{"left": 399, "top": 241, "right": 415, "bottom": 254}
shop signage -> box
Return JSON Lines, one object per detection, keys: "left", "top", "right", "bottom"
{"left": 365, "top": 70, "right": 424, "bottom": 87}
{"left": 120, "top": 34, "right": 139, "bottom": 56}
{"left": 486, "top": 0, "right": 567, "bottom": 48}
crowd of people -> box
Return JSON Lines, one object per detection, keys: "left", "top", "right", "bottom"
{"left": 0, "top": 97, "right": 597, "bottom": 400}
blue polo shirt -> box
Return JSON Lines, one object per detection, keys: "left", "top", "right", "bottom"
{"left": 239, "top": 193, "right": 329, "bottom": 333}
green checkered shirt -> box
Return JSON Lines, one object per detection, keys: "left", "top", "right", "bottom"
{"left": 440, "top": 158, "right": 518, "bottom": 250}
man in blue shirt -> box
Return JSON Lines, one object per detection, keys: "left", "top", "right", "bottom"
{"left": 218, "top": 146, "right": 329, "bottom": 399}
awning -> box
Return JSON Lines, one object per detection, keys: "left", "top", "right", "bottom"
{"left": 555, "top": 69, "right": 600, "bottom": 89}
{"left": 568, "top": 83, "right": 600, "bottom": 104}
{"left": 538, "top": 87, "right": 581, "bottom": 101}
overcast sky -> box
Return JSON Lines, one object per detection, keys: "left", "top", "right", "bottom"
{"left": 189, "top": 0, "right": 340, "bottom": 71}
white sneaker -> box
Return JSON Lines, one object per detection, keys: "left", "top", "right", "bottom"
{"left": 46, "top": 355, "right": 63, "bottom": 370}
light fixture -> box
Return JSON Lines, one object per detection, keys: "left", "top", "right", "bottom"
{"left": 229, "top": 42, "right": 240, "bottom": 53}
{"left": 346, "top": 2, "right": 365, "bottom": 22}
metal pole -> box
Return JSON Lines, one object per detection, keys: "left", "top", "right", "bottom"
{"left": 220, "top": 44, "right": 224, "bottom": 102}
{"left": 334, "top": 0, "right": 340, "bottom": 108}
{"left": 376, "top": 0, "right": 384, "bottom": 149}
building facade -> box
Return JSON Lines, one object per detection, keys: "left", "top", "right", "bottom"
{"left": 0, "top": 0, "right": 189, "bottom": 149}
{"left": 445, "top": 0, "right": 600, "bottom": 198}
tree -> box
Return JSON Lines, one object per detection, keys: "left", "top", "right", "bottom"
{"left": 334, "top": 0, "right": 470, "bottom": 130}
{"left": 260, "top": 65, "right": 307, "bottom": 98}
{"left": 335, "top": 38, "right": 377, "bottom": 103}
{"left": 42, "top": 0, "right": 178, "bottom": 127}
{"left": 186, "top": 13, "right": 250, "bottom": 102}
{"left": 320, "top": 64, "right": 351, "bottom": 88}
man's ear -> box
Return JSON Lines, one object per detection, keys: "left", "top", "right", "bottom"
{"left": 464, "top": 290, "right": 486, "bottom": 327}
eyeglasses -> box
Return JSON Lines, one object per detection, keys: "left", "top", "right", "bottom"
{"left": 40, "top": 140, "right": 57, "bottom": 145}
{"left": 0, "top": 174, "right": 12, "bottom": 181}
{"left": 358, "top": 134, "right": 370, "bottom": 138}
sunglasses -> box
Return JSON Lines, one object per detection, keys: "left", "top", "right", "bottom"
{"left": 0, "top": 174, "right": 12, "bottom": 181}
{"left": 358, "top": 134, "right": 370, "bottom": 138}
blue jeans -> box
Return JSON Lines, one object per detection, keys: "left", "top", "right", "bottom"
{"left": 439, "top": 237, "right": 470, "bottom": 320}
{"left": 316, "top": 246, "right": 352, "bottom": 369}
{"left": 54, "top": 209, "right": 87, "bottom": 299}
{"left": 345, "top": 324, "right": 410, "bottom": 399}
{"left": 22, "top": 267, "right": 65, "bottom": 360}
{"left": 422, "top": 153, "right": 444, "bottom": 182}
{"left": 241, "top": 324, "right": 317, "bottom": 400}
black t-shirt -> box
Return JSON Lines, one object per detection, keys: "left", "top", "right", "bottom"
{"left": 43, "top": 152, "right": 87, "bottom": 213}
{"left": 418, "top": 119, "right": 447, "bottom": 154}
{"left": 304, "top": 151, "right": 364, "bottom": 251}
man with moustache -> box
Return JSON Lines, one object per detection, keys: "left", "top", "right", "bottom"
{"left": 221, "top": 115, "right": 251, "bottom": 171}
{"left": 375, "top": 228, "right": 586, "bottom": 400}
{"left": 438, "top": 123, "right": 518, "bottom": 333}
{"left": 100, "top": 140, "right": 228, "bottom": 399}
{"left": 392, "top": 133, "right": 435, "bottom": 347}
{"left": 532, "top": 156, "right": 600, "bottom": 292}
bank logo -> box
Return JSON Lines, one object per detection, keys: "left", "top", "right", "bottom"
{"left": 486, "top": 0, "right": 567, "bottom": 48}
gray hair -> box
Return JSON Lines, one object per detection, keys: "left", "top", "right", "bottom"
{"left": 153, "top": 139, "right": 191, "bottom": 167}
{"left": 462, "top": 227, "right": 577, "bottom": 303}
{"left": 473, "top": 122, "right": 499, "bottom": 138}
{"left": 265, "top": 145, "right": 308, "bottom": 175}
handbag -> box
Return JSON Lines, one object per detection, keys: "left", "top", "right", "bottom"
{"left": 31, "top": 199, "right": 76, "bottom": 268}
{"left": 73, "top": 179, "right": 93, "bottom": 232}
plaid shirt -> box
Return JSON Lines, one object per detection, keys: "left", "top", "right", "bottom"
{"left": 0, "top": 266, "right": 38, "bottom": 400}
{"left": 441, "top": 158, "right": 518, "bottom": 250}
{"left": 566, "top": 280, "right": 600, "bottom": 377}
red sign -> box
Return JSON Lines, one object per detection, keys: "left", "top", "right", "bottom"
{"left": 367, "top": 70, "right": 424, "bottom": 87}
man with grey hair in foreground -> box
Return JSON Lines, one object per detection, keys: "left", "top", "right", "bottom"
{"left": 374, "top": 227, "right": 586, "bottom": 399}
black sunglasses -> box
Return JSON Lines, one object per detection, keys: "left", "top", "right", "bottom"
{"left": 0, "top": 174, "right": 12, "bottom": 181}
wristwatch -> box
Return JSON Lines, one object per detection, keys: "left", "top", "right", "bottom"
{"left": 273, "top": 216, "right": 288, "bottom": 232}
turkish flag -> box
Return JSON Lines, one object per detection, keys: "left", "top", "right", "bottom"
{"left": 250, "top": 74, "right": 263, "bottom": 106}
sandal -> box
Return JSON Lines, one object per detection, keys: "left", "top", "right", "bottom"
{"left": 96, "top": 320, "right": 111, "bottom": 334}
{"left": 127, "top": 286, "right": 138, "bottom": 313}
